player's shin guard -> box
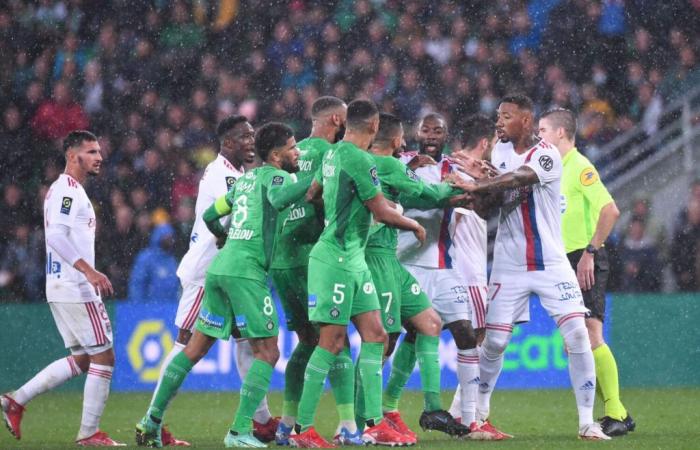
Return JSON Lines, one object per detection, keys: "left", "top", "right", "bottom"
{"left": 477, "top": 326, "right": 513, "bottom": 420}
{"left": 416, "top": 334, "right": 441, "bottom": 412}
{"left": 558, "top": 314, "right": 596, "bottom": 427}
{"left": 357, "top": 342, "right": 384, "bottom": 426}
{"left": 236, "top": 339, "right": 272, "bottom": 424}
{"left": 329, "top": 346, "right": 357, "bottom": 433}
{"left": 13, "top": 356, "right": 83, "bottom": 405}
{"left": 296, "top": 347, "right": 336, "bottom": 432}
{"left": 78, "top": 364, "right": 112, "bottom": 440}
{"left": 593, "top": 344, "right": 627, "bottom": 421}
{"left": 231, "top": 360, "right": 274, "bottom": 434}
{"left": 281, "top": 342, "right": 314, "bottom": 427}
{"left": 457, "top": 348, "right": 479, "bottom": 424}
{"left": 148, "top": 352, "right": 194, "bottom": 421}
{"left": 151, "top": 342, "right": 184, "bottom": 404}
{"left": 382, "top": 338, "right": 417, "bottom": 412}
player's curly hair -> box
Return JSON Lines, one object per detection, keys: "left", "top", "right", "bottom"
{"left": 255, "top": 122, "right": 294, "bottom": 161}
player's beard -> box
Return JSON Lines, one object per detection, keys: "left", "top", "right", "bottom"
{"left": 79, "top": 155, "right": 100, "bottom": 176}
{"left": 333, "top": 124, "right": 346, "bottom": 143}
{"left": 282, "top": 158, "right": 299, "bottom": 174}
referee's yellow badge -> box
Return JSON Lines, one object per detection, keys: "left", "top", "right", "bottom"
{"left": 580, "top": 167, "right": 598, "bottom": 186}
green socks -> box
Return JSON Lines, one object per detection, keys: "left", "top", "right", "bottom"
{"left": 297, "top": 347, "right": 337, "bottom": 431}
{"left": 329, "top": 346, "right": 355, "bottom": 424}
{"left": 231, "top": 360, "right": 274, "bottom": 434}
{"left": 282, "top": 343, "right": 315, "bottom": 419}
{"left": 357, "top": 342, "right": 384, "bottom": 425}
{"left": 382, "top": 338, "right": 417, "bottom": 412}
{"left": 415, "top": 334, "right": 442, "bottom": 412}
{"left": 593, "top": 344, "right": 627, "bottom": 420}
{"left": 148, "top": 352, "right": 194, "bottom": 421}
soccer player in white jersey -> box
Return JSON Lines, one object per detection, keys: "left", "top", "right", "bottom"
{"left": 445, "top": 115, "right": 499, "bottom": 437}
{"left": 1, "top": 131, "right": 124, "bottom": 446}
{"left": 149, "top": 116, "right": 278, "bottom": 444}
{"left": 450, "top": 94, "right": 610, "bottom": 440}
{"left": 391, "top": 113, "right": 480, "bottom": 434}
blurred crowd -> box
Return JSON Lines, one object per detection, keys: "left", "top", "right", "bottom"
{"left": 1, "top": 0, "right": 700, "bottom": 301}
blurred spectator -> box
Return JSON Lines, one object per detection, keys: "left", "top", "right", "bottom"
{"left": 99, "top": 205, "right": 142, "bottom": 299}
{"left": 30, "top": 80, "right": 89, "bottom": 141}
{"left": 619, "top": 219, "right": 662, "bottom": 292}
{"left": 671, "top": 198, "right": 700, "bottom": 291}
{"left": 128, "top": 223, "right": 179, "bottom": 302}
{"left": 0, "top": 224, "right": 44, "bottom": 302}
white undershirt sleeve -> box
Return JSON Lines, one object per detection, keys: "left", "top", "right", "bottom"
{"left": 45, "top": 224, "right": 82, "bottom": 267}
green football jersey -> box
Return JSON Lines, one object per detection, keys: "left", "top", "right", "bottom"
{"left": 270, "top": 137, "right": 331, "bottom": 269}
{"left": 366, "top": 155, "right": 424, "bottom": 254}
{"left": 207, "top": 165, "right": 293, "bottom": 281}
{"left": 309, "top": 141, "right": 381, "bottom": 271}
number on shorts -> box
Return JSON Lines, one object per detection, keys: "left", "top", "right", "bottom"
{"left": 382, "top": 292, "right": 393, "bottom": 314}
{"left": 231, "top": 195, "right": 248, "bottom": 228}
{"left": 332, "top": 283, "right": 346, "bottom": 304}
{"left": 263, "top": 296, "right": 274, "bottom": 315}
{"left": 490, "top": 282, "right": 502, "bottom": 301}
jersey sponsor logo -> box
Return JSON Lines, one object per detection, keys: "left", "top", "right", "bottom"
{"left": 45, "top": 252, "right": 62, "bottom": 276}
{"left": 308, "top": 294, "right": 317, "bottom": 307}
{"left": 60, "top": 197, "right": 73, "bottom": 215}
{"left": 298, "top": 159, "right": 313, "bottom": 172}
{"left": 285, "top": 206, "right": 306, "bottom": 224}
{"left": 199, "top": 309, "right": 225, "bottom": 329}
{"left": 225, "top": 176, "right": 236, "bottom": 191}
{"left": 272, "top": 175, "right": 285, "bottom": 186}
{"left": 538, "top": 155, "right": 553, "bottom": 171}
{"left": 235, "top": 315, "right": 247, "bottom": 329}
{"left": 228, "top": 228, "right": 254, "bottom": 240}
{"left": 322, "top": 163, "right": 336, "bottom": 178}
{"left": 369, "top": 166, "right": 380, "bottom": 186}
{"left": 406, "top": 167, "right": 419, "bottom": 181}
{"left": 579, "top": 167, "right": 598, "bottom": 186}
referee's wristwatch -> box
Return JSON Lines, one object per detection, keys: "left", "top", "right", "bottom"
{"left": 585, "top": 244, "right": 598, "bottom": 255}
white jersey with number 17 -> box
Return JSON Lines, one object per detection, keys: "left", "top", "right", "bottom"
{"left": 491, "top": 139, "right": 569, "bottom": 273}
{"left": 176, "top": 154, "right": 243, "bottom": 286}
{"left": 44, "top": 174, "right": 98, "bottom": 303}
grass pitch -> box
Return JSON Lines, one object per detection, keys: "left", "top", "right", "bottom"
{"left": 1, "top": 388, "right": 698, "bottom": 449}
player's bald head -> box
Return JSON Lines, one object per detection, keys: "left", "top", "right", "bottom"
{"left": 418, "top": 113, "right": 448, "bottom": 135}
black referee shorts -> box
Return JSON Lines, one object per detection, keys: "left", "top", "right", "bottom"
{"left": 566, "top": 247, "right": 610, "bottom": 322}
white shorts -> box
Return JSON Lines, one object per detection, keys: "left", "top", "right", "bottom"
{"left": 49, "top": 301, "right": 113, "bottom": 355}
{"left": 486, "top": 266, "right": 588, "bottom": 326}
{"left": 405, "top": 265, "right": 470, "bottom": 324}
{"left": 466, "top": 285, "right": 488, "bottom": 329}
{"left": 175, "top": 282, "right": 205, "bottom": 332}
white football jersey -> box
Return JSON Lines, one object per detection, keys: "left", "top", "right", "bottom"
{"left": 44, "top": 174, "right": 98, "bottom": 303}
{"left": 452, "top": 173, "right": 487, "bottom": 285}
{"left": 491, "top": 139, "right": 569, "bottom": 272}
{"left": 397, "top": 152, "right": 458, "bottom": 269}
{"left": 176, "top": 154, "right": 243, "bottom": 285}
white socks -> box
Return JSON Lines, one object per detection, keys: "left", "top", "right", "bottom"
{"left": 558, "top": 313, "right": 596, "bottom": 427}
{"left": 13, "top": 356, "right": 83, "bottom": 405}
{"left": 151, "top": 342, "right": 185, "bottom": 404}
{"left": 236, "top": 339, "right": 272, "bottom": 424}
{"left": 456, "top": 348, "right": 479, "bottom": 424}
{"left": 477, "top": 326, "right": 513, "bottom": 420}
{"left": 78, "top": 363, "right": 113, "bottom": 440}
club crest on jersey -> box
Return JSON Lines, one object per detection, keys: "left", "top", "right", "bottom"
{"left": 580, "top": 167, "right": 598, "bottom": 186}
{"left": 406, "top": 167, "right": 419, "bottom": 181}
{"left": 60, "top": 197, "right": 73, "bottom": 215}
{"left": 272, "top": 175, "right": 285, "bottom": 186}
{"left": 266, "top": 320, "right": 274, "bottom": 331}
{"left": 363, "top": 282, "right": 374, "bottom": 294}
{"left": 411, "top": 283, "right": 421, "bottom": 295}
{"left": 538, "top": 155, "right": 553, "bottom": 171}
{"left": 330, "top": 307, "right": 340, "bottom": 319}
{"left": 386, "top": 314, "right": 395, "bottom": 326}
{"left": 369, "top": 166, "right": 380, "bottom": 186}
{"left": 225, "top": 176, "right": 236, "bottom": 191}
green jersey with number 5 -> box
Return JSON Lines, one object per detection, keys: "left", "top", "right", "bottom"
{"left": 207, "top": 165, "right": 293, "bottom": 281}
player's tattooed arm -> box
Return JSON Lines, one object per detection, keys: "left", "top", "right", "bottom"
{"left": 203, "top": 193, "right": 234, "bottom": 238}
{"left": 366, "top": 192, "right": 426, "bottom": 244}
{"left": 449, "top": 165, "right": 538, "bottom": 194}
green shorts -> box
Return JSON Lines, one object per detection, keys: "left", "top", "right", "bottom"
{"left": 366, "top": 253, "right": 431, "bottom": 333}
{"left": 308, "top": 257, "right": 380, "bottom": 326}
{"left": 270, "top": 266, "right": 311, "bottom": 332}
{"left": 196, "top": 273, "right": 279, "bottom": 340}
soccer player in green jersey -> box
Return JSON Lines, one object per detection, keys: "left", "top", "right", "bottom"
{"left": 289, "top": 100, "right": 426, "bottom": 448}
{"left": 361, "top": 113, "right": 468, "bottom": 439}
{"left": 136, "top": 122, "right": 307, "bottom": 448}
{"left": 268, "top": 97, "right": 361, "bottom": 445}
{"left": 538, "top": 109, "right": 634, "bottom": 437}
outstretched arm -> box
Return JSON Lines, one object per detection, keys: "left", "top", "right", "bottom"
{"left": 365, "top": 193, "right": 426, "bottom": 244}
{"left": 450, "top": 165, "right": 539, "bottom": 194}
